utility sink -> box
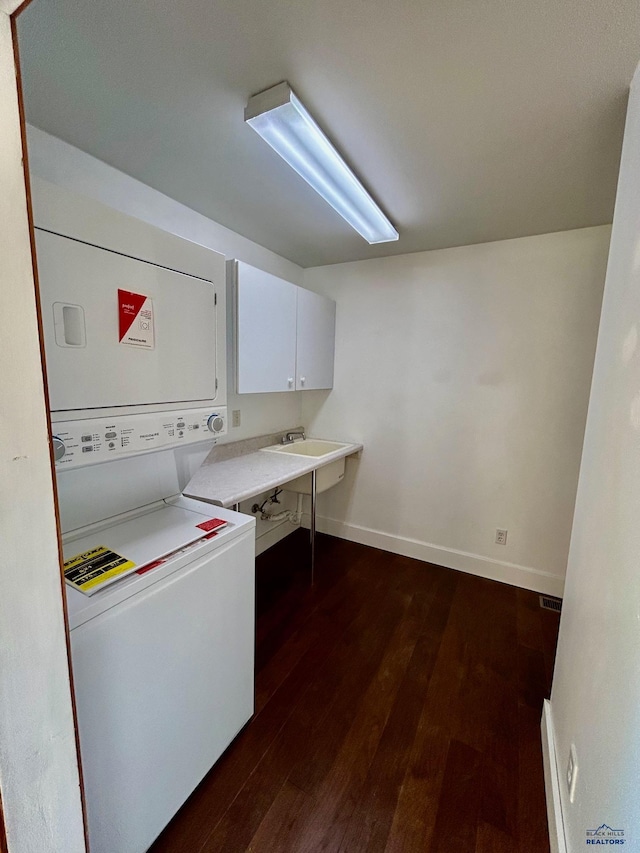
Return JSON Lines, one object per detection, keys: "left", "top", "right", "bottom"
{"left": 262, "top": 439, "right": 349, "bottom": 458}
{"left": 261, "top": 439, "right": 350, "bottom": 494}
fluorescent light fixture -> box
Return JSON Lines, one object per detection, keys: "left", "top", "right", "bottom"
{"left": 245, "top": 82, "right": 399, "bottom": 244}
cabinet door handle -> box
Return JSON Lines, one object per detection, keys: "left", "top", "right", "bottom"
{"left": 300, "top": 376, "right": 306, "bottom": 387}
{"left": 288, "top": 377, "right": 294, "bottom": 388}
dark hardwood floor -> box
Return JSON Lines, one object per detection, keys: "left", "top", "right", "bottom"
{"left": 150, "top": 530, "right": 560, "bottom": 853}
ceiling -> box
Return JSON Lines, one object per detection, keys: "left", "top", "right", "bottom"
{"left": 16, "top": 0, "right": 640, "bottom": 268}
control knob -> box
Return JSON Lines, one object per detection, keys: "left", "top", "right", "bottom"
{"left": 52, "top": 436, "right": 66, "bottom": 462}
{"left": 207, "top": 414, "right": 224, "bottom": 433}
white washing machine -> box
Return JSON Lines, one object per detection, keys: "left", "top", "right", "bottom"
{"left": 65, "top": 496, "right": 255, "bottom": 853}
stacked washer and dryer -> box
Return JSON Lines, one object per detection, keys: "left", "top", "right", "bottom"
{"left": 34, "top": 178, "right": 255, "bottom": 853}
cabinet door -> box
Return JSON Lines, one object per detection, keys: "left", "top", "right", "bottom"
{"left": 296, "top": 288, "right": 336, "bottom": 390}
{"left": 235, "top": 261, "right": 297, "bottom": 393}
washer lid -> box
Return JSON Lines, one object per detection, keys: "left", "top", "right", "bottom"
{"left": 64, "top": 500, "right": 254, "bottom": 629}
{"left": 63, "top": 503, "right": 225, "bottom": 576}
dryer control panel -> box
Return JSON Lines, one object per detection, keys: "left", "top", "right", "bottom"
{"left": 52, "top": 407, "right": 227, "bottom": 470}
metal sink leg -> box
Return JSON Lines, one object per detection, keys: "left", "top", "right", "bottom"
{"left": 310, "top": 469, "right": 316, "bottom": 584}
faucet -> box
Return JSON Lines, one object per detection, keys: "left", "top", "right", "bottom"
{"left": 281, "top": 430, "right": 306, "bottom": 444}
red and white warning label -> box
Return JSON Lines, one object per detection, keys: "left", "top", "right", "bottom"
{"left": 118, "top": 288, "right": 155, "bottom": 349}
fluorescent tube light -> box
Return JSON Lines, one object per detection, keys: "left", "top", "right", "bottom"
{"left": 245, "top": 82, "right": 399, "bottom": 244}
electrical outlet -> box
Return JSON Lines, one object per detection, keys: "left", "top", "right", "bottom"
{"left": 232, "top": 409, "right": 241, "bottom": 428}
{"left": 495, "top": 528, "right": 508, "bottom": 545}
{"left": 567, "top": 744, "right": 578, "bottom": 803}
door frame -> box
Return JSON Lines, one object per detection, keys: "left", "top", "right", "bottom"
{"left": 0, "top": 2, "right": 87, "bottom": 850}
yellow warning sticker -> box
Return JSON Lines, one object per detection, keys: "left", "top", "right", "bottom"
{"left": 64, "top": 545, "right": 136, "bottom": 595}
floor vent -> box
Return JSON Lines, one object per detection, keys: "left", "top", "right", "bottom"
{"left": 540, "top": 595, "right": 562, "bottom": 612}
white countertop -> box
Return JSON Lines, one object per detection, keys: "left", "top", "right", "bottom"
{"left": 183, "top": 439, "right": 363, "bottom": 507}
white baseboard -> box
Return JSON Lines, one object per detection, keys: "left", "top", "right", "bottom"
{"left": 303, "top": 514, "right": 564, "bottom": 596}
{"left": 541, "top": 700, "right": 567, "bottom": 853}
{"left": 255, "top": 519, "right": 299, "bottom": 557}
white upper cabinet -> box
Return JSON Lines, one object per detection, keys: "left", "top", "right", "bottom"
{"left": 234, "top": 261, "right": 297, "bottom": 393}
{"left": 295, "top": 286, "right": 336, "bottom": 390}
{"left": 233, "top": 261, "right": 335, "bottom": 394}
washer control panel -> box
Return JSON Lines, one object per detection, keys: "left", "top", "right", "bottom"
{"left": 52, "top": 406, "right": 227, "bottom": 469}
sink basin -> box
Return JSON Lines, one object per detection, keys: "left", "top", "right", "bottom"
{"left": 262, "top": 439, "right": 349, "bottom": 458}
{"left": 279, "top": 459, "right": 345, "bottom": 495}
{"left": 261, "top": 439, "right": 351, "bottom": 494}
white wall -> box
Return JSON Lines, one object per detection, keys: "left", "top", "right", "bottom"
{"left": 548, "top": 66, "right": 640, "bottom": 850}
{"left": 26, "top": 126, "right": 302, "bottom": 283}
{"left": 303, "top": 226, "right": 611, "bottom": 595}
{"left": 0, "top": 11, "right": 85, "bottom": 853}
{"left": 26, "top": 125, "right": 304, "bottom": 448}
